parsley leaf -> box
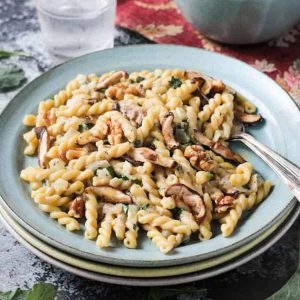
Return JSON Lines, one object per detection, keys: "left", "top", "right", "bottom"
{"left": 169, "top": 76, "right": 182, "bottom": 89}
{"left": 98, "top": 87, "right": 107, "bottom": 93}
{"left": 136, "top": 76, "right": 145, "bottom": 83}
{"left": 171, "top": 207, "right": 184, "bottom": 219}
{"left": 106, "top": 166, "right": 134, "bottom": 182}
{"left": 141, "top": 203, "right": 150, "bottom": 210}
{"left": 133, "top": 224, "right": 137, "bottom": 230}
{"left": 78, "top": 123, "right": 94, "bottom": 132}
{"left": 174, "top": 122, "right": 190, "bottom": 144}
{"left": 206, "top": 172, "right": 214, "bottom": 180}
{"left": 131, "top": 178, "right": 142, "bottom": 185}
{"left": 123, "top": 204, "right": 129, "bottom": 215}
{"left": 134, "top": 140, "right": 142, "bottom": 147}
{"left": 106, "top": 166, "right": 117, "bottom": 177}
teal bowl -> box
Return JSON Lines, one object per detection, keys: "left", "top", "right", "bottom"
{"left": 175, "top": 0, "right": 300, "bottom": 44}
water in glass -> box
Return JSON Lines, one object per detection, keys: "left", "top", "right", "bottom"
{"left": 35, "top": 0, "right": 116, "bottom": 59}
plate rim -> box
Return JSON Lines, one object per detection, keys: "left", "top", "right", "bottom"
{"left": 0, "top": 44, "right": 299, "bottom": 267}
{"left": 1, "top": 200, "right": 299, "bottom": 286}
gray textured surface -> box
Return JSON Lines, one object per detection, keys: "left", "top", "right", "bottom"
{"left": 0, "top": 1, "right": 299, "bottom": 299}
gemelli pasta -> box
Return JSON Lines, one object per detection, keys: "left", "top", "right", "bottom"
{"left": 20, "top": 69, "right": 271, "bottom": 253}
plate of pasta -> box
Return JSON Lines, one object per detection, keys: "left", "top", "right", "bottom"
{"left": 0, "top": 45, "right": 299, "bottom": 267}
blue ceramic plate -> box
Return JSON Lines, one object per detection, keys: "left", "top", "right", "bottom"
{"left": 0, "top": 45, "right": 299, "bottom": 267}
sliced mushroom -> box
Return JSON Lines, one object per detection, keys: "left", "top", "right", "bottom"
{"left": 34, "top": 126, "right": 50, "bottom": 168}
{"left": 160, "top": 112, "right": 179, "bottom": 150}
{"left": 186, "top": 71, "right": 225, "bottom": 95}
{"left": 119, "top": 100, "right": 145, "bottom": 126}
{"left": 129, "top": 147, "right": 176, "bottom": 168}
{"left": 211, "top": 142, "right": 245, "bottom": 164}
{"left": 97, "top": 202, "right": 105, "bottom": 221}
{"left": 234, "top": 109, "right": 263, "bottom": 124}
{"left": 68, "top": 196, "right": 85, "bottom": 218}
{"left": 123, "top": 155, "right": 143, "bottom": 167}
{"left": 85, "top": 186, "right": 132, "bottom": 204}
{"left": 193, "top": 131, "right": 245, "bottom": 163}
{"left": 185, "top": 71, "right": 206, "bottom": 89}
{"left": 96, "top": 71, "right": 128, "bottom": 91}
{"left": 193, "top": 130, "right": 212, "bottom": 147}
{"left": 165, "top": 183, "right": 206, "bottom": 223}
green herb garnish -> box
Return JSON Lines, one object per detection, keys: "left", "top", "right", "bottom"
{"left": 206, "top": 172, "right": 214, "bottom": 181}
{"left": 106, "top": 166, "right": 117, "bottom": 177}
{"left": 136, "top": 76, "right": 145, "bottom": 83}
{"left": 123, "top": 204, "right": 129, "bottom": 215}
{"left": 106, "top": 166, "right": 134, "bottom": 182}
{"left": 78, "top": 123, "right": 94, "bottom": 132}
{"left": 133, "top": 224, "right": 137, "bottom": 230}
{"left": 134, "top": 139, "right": 142, "bottom": 147}
{"left": 98, "top": 87, "right": 107, "bottom": 93}
{"left": 131, "top": 178, "right": 142, "bottom": 185}
{"left": 174, "top": 122, "right": 190, "bottom": 144}
{"left": 0, "top": 65, "right": 26, "bottom": 91}
{"left": 141, "top": 203, "right": 150, "bottom": 210}
{"left": 182, "top": 142, "right": 193, "bottom": 147}
{"left": 169, "top": 76, "right": 182, "bottom": 89}
{"left": 171, "top": 207, "right": 184, "bottom": 219}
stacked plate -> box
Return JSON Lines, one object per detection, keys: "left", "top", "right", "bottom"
{"left": 0, "top": 46, "right": 299, "bottom": 286}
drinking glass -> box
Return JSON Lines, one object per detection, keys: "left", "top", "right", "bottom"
{"left": 34, "top": 0, "right": 116, "bottom": 59}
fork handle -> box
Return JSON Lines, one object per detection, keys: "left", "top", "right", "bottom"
{"left": 234, "top": 132, "right": 300, "bottom": 202}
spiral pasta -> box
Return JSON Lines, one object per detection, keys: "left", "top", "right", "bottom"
{"left": 20, "top": 69, "right": 272, "bottom": 253}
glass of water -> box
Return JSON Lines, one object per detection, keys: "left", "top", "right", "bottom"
{"left": 35, "top": 0, "right": 116, "bottom": 59}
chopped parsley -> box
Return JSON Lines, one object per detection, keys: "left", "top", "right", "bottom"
{"left": 174, "top": 122, "right": 190, "bottom": 144}
{"left": 78, "top": 123, "right": 94, "bottom": 132}
{"left": 106, "top": 166, "right": 137, "bottom": 182}
{"left": 106, "top": 166, "right": 117, "bottom": 177}
{"left": 171, "top": 207, "right": 184, "bottom": 219}
{"left": 169, "top": 76, "right": 183, "bottom": 89}
{"left": 206, "top": 172, "right": 214, "bottom": 181}
{"left": 123, "top": 204, "right": 129, "bottom": 215}
{"left": 98, "top": 87, "right": 107, "bottom": 93}
{"left": 141, "top": 203, "right": 150, "bottom": 210}
{"left": 182, "top": 142, "right": 193, "bottom": 148}
{"left": 131, "top": 178, "right": 142, "bottom": 185}
{"left": 133, "top": 224, "right": 137, "bottom": 230}
{"left": 136, "top": 76, "right": 145, "bottom": 83}
{"left": 134, "top": 139, "right": 143, "bottom": 147}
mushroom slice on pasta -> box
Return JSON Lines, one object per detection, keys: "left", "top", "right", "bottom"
{"left": 165, "top": 183, "right": 206, "bottom": 224}
{"left": 95, "top": 71, "right": 128, "bottom": 90}
{"left": 34, "top": 126, "right": 50, "bottom": 168}
{"left": 193, "top": 131, "right": 244, "bottom": 163}
{"left": 129, "top": 147, "right": 176, "bottom": 168}
{"left": 160, "top": 112, "right": 179, "bottom": 150}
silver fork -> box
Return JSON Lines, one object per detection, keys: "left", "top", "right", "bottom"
{"left": 230, "top": 122, "right": 300, "bottom": 202}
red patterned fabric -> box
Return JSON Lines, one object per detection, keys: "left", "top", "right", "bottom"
{"left": 116, "top": 0, "right": 300, "bottom": 103}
